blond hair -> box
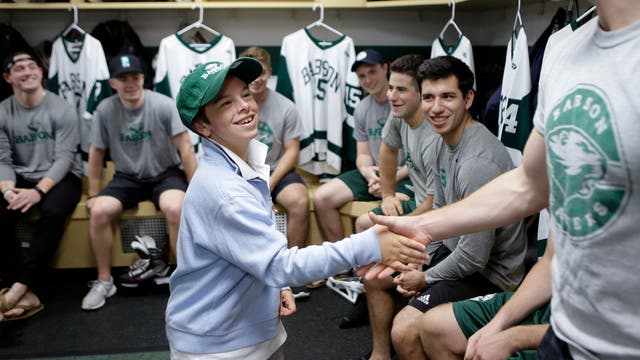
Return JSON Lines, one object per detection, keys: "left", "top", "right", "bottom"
{"left": 238, "top": 46, "right": 271, "bottom": 71}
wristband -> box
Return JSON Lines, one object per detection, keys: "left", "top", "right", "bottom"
{"left": 2, "top": 188, "right": 14, "bottom": 197}
{"left": 34, "top": 185, "right": 46, "bottom": 198}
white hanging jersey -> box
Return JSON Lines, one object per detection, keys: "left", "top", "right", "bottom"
{"left": 276, "top": 29, "right": 362, "bottom": 176}
{"left": 48, "top": 33, "right": 111, "bottom": 159}
{"left": 498, "top": 25, "right": 550, "bottom": 242}
{"left": 497, "top": 25, "right": 533, "bottom": 167}
{"left": 431, "top": 34, "right": 476, "bottom": 89}
{"left": 154, "top": 33, "right": 236, "bottom": 156}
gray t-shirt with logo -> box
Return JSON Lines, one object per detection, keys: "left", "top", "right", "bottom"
{"left": 381, "top": 117, "right": 437, "bottom": 206}
{"left": 255, "top": 89, "right": 305, "bottom": 169}
{"left": 534, "top": 18, "right": 640, "bottom": 359}
{"left": 90, "top": 90, "right": 185, "bottom": 179}
{"left": 426, "top": 123, "right": 526, "bottom": 291}
{"left": 353, "top": 94, "right": 405, "bottom": 166}
{"left": 0, "top": 90, "right": 82, "bottom": 183}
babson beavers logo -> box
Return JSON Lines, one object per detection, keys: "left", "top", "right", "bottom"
{"left": 546, "top": 85, "right": 631, "bottom": 240}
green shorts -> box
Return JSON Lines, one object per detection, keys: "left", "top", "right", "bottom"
{"left": 452, "top": 292, "right": 551, "bottom": 360}
{"left": 337, "top": 169, "right": 414, "bottom": 201}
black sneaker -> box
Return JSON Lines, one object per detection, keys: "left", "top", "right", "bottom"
{"left": 291, "top": 286, "right": 310, "bottom": 300}
{"left": 120, "top": 247, "right": 170, "bottom": 288}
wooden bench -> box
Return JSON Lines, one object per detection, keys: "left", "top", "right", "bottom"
{"left": 49, "top": 167, "right": 380, "bottom": 269}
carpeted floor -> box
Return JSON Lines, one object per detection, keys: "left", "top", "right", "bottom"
{"left": 0, "top": 269, "right": 372, "bottom": 360}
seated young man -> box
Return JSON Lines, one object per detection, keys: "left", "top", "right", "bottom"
{"left": 0, "top": 52, "right": 83, "bottom": 321}
{"left": 362, "top": 56, "right": 527, "bottom": 360}
{"left": 82, "top": 55, "right": 197, "bottom": 310}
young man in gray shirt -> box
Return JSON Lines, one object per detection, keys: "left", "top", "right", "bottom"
{"left": 0, "top": 52, "right": 83, "bottom": 321}
{"left": 82, "top": 55, "right": 197, "bottom": 310}
{"left": 362, "top": 56, "right": 526, "bottom": 360}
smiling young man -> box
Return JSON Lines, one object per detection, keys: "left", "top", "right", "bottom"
{"left": 359, "top": 56, "right": 527, "bottom": 360}
{"left": 384, "top": 56, "right": 527, "bottom": 360}
{"left": 82, "top": 55, "right": 197, "bottom": 310}
{"left": 0, "top": 51, "right": 82, "bottom": 321}
{"left": 165, "top": 58, "right": 429, "bottom": 359}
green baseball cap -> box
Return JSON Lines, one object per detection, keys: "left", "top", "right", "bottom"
{"left": 176, "top": 57, "right": 263, "bottom": 132}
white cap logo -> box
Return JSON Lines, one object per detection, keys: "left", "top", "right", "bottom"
{"left": 120, "top": 56, "right": 131, "bottom": 68}
{"left": 356, "top": 51, "right": 368, "bottom": 61}
{"left": 201, "top": 62, "right": 224, "bottom": 79}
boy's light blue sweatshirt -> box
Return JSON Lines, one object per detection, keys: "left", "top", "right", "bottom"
{"left": 166, "top": 138, "right": 381, "bottom": 354}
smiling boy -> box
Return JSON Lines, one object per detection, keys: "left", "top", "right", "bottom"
{"left": 165, "top": 58, "right": 428, "bottom": 359}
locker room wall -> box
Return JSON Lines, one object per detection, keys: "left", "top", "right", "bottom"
{"left": 2, "top": 1, "right": 582, "bottom": 49}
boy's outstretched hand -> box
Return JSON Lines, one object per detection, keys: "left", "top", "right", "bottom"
{"left": 373, "top": 223, "right": 428, "bottom": 274}
{"left": 359, "top": 212, "right": 436, "bottom": 280}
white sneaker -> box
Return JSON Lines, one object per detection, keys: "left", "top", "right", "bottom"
{"left": 82, "top": 277, "right": 116, "bottom": 310}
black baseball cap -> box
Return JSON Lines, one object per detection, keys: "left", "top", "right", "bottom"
{"left": 351, "top": 49, "right": 386, "bottom": 72}
{"left": 109, "top": 54, "right": 143, "bottom": 78}
{"left": 3, "top": 52, "right": 41, "bottom": 74}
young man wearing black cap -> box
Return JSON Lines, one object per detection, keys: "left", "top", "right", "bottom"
{"left": 165, "top": 58, "right": 428, "bottom": 358}
{"left": 0, "top": 52, "right": 83, "bottom": 321}
{"left": 314, "top": 49, "right": 412, "bottom": 247}
{"left": 82, "top": 54, "right": 197, "bottom": 310}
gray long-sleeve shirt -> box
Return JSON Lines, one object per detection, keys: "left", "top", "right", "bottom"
{"left": 0, "top": 91, "right": 82, "bottom": 183}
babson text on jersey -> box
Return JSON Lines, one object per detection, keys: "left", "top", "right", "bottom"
{"left": 301, "top": 59, "right": 341, "bottom": 99}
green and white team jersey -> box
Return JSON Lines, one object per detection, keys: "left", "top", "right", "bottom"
{"left": 154, "top": 33, "right": 236, "bottom": 100}
{"left": 276, "top": 29, "right": 362, "bottom": 176}
{"left": 154, "top": 33, "right": 236, "bottom": 156}
{"left": 497, "top": 25, "right": 532, "bottom": 167}
{"left": 534, "top": 17, "right": 640, "bottom": 359}
{"left": 48, "top": 33, "right": 111, "bottom": 158}
{"left": 497, "top": 24, "right": 550, "bottom": 242}
{"left": 430, "top": 34, "right": 476, "bottom": 90}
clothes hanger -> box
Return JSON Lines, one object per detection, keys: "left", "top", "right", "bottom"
{"left": 439, "top": 0, "right": 463, "bottom": 39}
{"left": 576, "top": 5, "right": 596, "bottom": 23}
{"left": 512, "top": 0, "right": 524, "bottom": 31}
{"left": 177, "top": 4, "right": 219, "bottom": 37}
{"left": 305, "top": 3, "right": 343, "bottom": 38}
{"left": 62, "top": 5, "right": 85, "bottom": 38}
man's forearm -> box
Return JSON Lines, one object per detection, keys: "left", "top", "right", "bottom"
{"left": 0, "top": 179, "right": 16, "bottom": 194}
{"left": 502, "top": 324, "right": 549, "bottom": 352}
{"left": 379, "top": 145, "right": 398, "bottom": 198}
{"left": 270, "top": 150, "right": 298, "bottom": 188}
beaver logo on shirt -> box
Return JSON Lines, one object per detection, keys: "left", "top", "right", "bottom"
{"left": 546, "top": 85, "right": 630, "bottom": 240}
{"left": 256, "top": 121, "right": 274, "bottom": 150}
{"left": 120, "top": 123, "right": 151, "bottom": 143}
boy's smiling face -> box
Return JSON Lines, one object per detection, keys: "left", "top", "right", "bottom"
{"left": 198, "top": 76, "right": 259, "bottom": 155}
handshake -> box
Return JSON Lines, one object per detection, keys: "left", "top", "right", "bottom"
{"left": 365, "top": 212, "right": 433, "bottom": 280}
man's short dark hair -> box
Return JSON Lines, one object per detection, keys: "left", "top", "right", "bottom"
{"left": 389, "top": 54, "right": 425, "bottom": 91}
{"left": 417, "top": 56, "right": 474, "bottom": 96}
